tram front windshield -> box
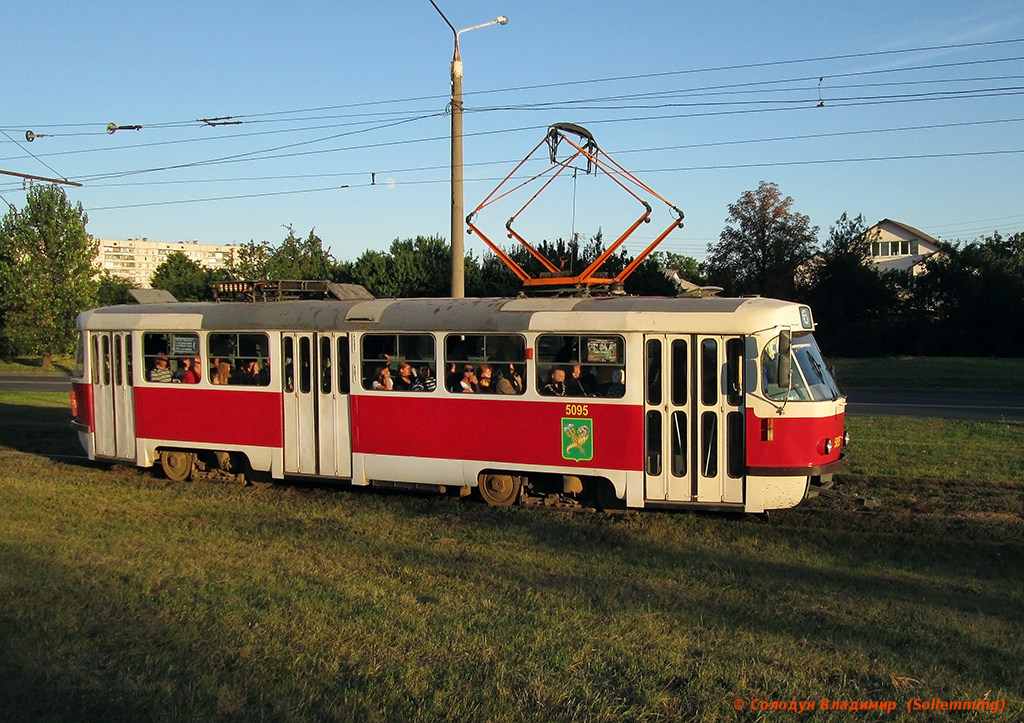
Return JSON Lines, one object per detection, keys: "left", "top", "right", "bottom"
{"left": 762, "top": 332, "right": 840, "bottom": 402}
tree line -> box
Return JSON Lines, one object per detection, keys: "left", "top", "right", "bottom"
{"left": 2, "top": 182, "right": 1022, "bottom": 366}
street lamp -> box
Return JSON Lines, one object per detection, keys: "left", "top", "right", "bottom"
{"left": 428, "top": 1, "right": 508, "bottom": 298}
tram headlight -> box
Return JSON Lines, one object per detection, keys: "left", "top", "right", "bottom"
{"left": 823, "top": 438, "right": 833, "bottom": 454}
{"left": 843, "top": 430, "right": 850, "bottom": 447}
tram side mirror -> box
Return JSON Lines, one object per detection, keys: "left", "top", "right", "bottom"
{"left": 778, "top": 329, "right": 793, "bottom": 390}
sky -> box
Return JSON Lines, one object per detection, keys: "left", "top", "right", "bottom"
{"left": 2, "top": 1, "right": 1023, "bottom": 265}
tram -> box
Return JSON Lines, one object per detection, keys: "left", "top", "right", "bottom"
{"left": 70, "top": 287, "right": 848, "bottom": 513}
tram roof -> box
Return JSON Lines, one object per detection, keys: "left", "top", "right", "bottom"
{"left": 78, "top": 295, "right": 811, "bottom": 335}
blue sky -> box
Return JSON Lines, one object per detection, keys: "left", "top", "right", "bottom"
{"left": 2, "top": 1, "right": 1023, "bottom": 264}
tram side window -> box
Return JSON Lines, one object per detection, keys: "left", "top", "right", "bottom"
{"left": 207, "top": 332, "right": 271, "bottom": 386}
{"left": 90, "top": 335, "right": 99, "bottom": 384}
{"left": 336, "top": 337, "right": 350, "bottom": 394}
{"left": 536, "top": 334, "right": 625, "bottom": 397}
{"left": 143, "top": 332, "right": 198, "bottom": 384}
{"left": 361, "top": 333, "right": 436, "bottom": 391}
{"left": 320, "top": 337, "right": 332, "bottom": 394}
{"left": 101, "top": 335, "right": 111, "bottom": 386}
{"left": 444, "top": 334, "right": 527, "bottom": 394}
{"left": 114, "top": 336, "right": 123, "bottom": 386}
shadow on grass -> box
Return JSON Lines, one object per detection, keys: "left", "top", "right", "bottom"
{"left": 0, "top": 540, "right": 430, "bottom": 723}
{"left": 0, "top": 356, "right": 75, "bottom": 375}
{"left": 0, "top": 401, "right": 87, "bottom": 460}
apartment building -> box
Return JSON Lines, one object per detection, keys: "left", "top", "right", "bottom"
{"left": 95, "top": 237, "right": 239, "bottom": 288}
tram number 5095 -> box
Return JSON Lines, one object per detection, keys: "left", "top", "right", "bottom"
{"left": 565, "top": 404, "right": 589, "bottom": 417}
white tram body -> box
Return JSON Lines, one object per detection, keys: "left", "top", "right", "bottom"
{"left": 71, "top": 295, "right": 847, "bottom": 513}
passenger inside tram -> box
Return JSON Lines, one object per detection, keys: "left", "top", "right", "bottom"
{"left": 565, "top": 363, "right": 594, "bottom": 396}
{"left": 605, "top": 369, "right": 625, "bottom": 397}
{"left": 494, "top": 364, "right": 524, "bottom": 394}
{"left": 542, "top": 367, "right": 567, "bottom": 396}
{"left": 183, "top": 357, "right": 202, "bottom": 384}
{"left": 172, "top": 356, "right": 192, "bottom": 383}
{"left": 214, "top": 361, "right": 232, "bottom": 385}
{"left": 413, "top": 364, "right": 436, "bottom": 391}
{"left": 392, "top": 361, "right": 415, "bottom": 391}
{"left": 451, "top": 365, "right": 477, "bottom": 393}
{"left": 371, "top": 364, "right": 393, "bottom": 390}
{"left": 148, "top": 352, "right": 173, "bottom": 383}
{"left": 476, "top": 364, "right": 493, "bottom": 392}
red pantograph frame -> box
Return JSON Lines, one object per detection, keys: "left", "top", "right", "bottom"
{"left": 466, "top": 123, "right": 685, "bottom": 288}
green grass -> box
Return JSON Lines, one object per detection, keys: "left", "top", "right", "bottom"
{"left": 0, "top": 355, "right": 76, "bottom": 375}
{"left": 825, "top": 417, "right": 1024, "bottom": 519}
{"left": 1, "top": 392, "right": 1022, "bottom": 722}
{"left": 830, "top": 356, "right": 1024, "bottom": 391}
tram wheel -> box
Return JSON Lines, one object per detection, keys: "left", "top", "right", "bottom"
{"left": 594, "top": 478, "right": 626, "bottom": 511}
{"left": 161, "top": 450, "right": 195, "bottom": 482}
{"left": 479, "top": 474, "right": 520, "bottom": 507}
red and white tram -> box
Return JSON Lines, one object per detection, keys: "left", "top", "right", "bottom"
{"left": 70, "top": 292, "right": 847, "bottom": 513}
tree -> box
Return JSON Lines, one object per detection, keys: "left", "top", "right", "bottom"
{"left": 266, "top": 226, "right": 336, "bottom": 280}
{"left": 341, "top": 236, "right": 451, "bottom": 297}
{"left": 0, "top": 184, "right": 97, "bottom": 367}
{"left": 660, "top": 251, "right": 704, "bottom": 284}
{"left": 333, "top": 230, "right": 702, "bottom": 299}
{"left": 467, "top": 251, "right": 524, "bottom": 297}
{"left": 620, "top": 250, "right": 705, "bottom": 296}
{"left": 230, "top": 240, "right": 274, "bottom": 281}
{"left": 96, "top": 271, "right": 138, "bottom": 307}
{"left": 703, "top": 181, "right": 818, "bottom": 299}
{"left": 912, "top": 230, "right": 1024, "bottom": 356}
{"left": 151, "top": 252, "right": 214, "bottom": 301}
{"left": 796, "top": 213, "right": 900, "bottom": 356}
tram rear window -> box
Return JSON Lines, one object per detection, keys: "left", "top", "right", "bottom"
{"left": 444, "top": 334, "right": 527, "bottom": 394}
{"left": 208, "top": 333, "right": 271, "bottom": 386}
{"left": 537, "top": 334, "right": 625, "bottom": 397}
{"left": 142, "top": 332, "right": 198, "bottom": 384}
{"left": 361, "top": 334, "right": 436, "bottom": 391}
{"left": 74, "top": 332, "right": 85, "bottom": 380}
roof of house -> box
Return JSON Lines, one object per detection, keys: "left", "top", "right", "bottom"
{"left": 875, "top": 218, "right": 942, "bottom": 247}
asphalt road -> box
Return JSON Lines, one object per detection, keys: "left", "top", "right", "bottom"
{"left": 0, "top": 374, "right": 73, "bottom": 393}
{"left": 844, "top": 387, "right": 1024, "bottom": 421}
{"left": 3, "top": 375, "right": 1023, "bottom": 421}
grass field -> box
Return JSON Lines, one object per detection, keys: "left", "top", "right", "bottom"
{"left": 0, "top": 355, "right": 75, "bottom": 375}
{"left": 1, "top": 391, "right": 1022, "bottom": 722}
{"left": 830, "top": 357, "right": 1024, "bottom": 391}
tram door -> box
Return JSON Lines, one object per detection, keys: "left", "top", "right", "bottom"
{"left": 643, "top": 335, "right": 745, "bottom": 504}
{"left": 283, "top": 334, "right": 315, "bottom": 474}
{"left": 91, "top": 332, "right": 136, "bottom": 460}
{"left": 315, "top": 333, "right": 352, "bottom": 478}
{"left": 282, "top": 333, "right": 352, "bottom": 477}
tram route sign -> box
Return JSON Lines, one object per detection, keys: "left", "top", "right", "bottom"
{"left": 172, "top": 334, "right": 198, "bottom": 356}
{"left": 562, "top": 418, "right": 593, "bottom": 462}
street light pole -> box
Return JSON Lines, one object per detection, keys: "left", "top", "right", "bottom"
{"left": 428, "top": 1, "right": 507, "bottom": 298}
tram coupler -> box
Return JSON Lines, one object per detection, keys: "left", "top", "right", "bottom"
{"left": 808, "top": 477, "right": 879, "bottom": 510}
